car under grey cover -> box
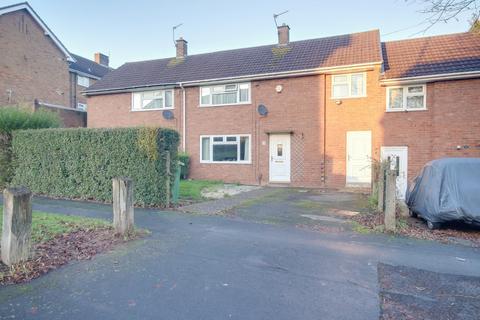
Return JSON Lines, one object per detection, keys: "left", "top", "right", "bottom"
{"left": 406, "top": 158, "right": 480, "bottom": 224}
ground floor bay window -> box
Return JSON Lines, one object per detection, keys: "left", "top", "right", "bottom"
{"left": 200, "top": 135, "right": 251, "bottom": 163}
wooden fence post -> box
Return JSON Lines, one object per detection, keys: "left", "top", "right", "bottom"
{"left": 112, "top": 177, "right": 134, "bottom": 235}
{"left": 377, "top": 163, "right": 385, "bottom": 212}
{"left": 1, "top": 187, "right": 32, "bottom": 266}
{"left": 384, "top": 168, "right": 397, "bottom": 232}
{"left": 165, "top": 151, "right": 171, "bottom": 207}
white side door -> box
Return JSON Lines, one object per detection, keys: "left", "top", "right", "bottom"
{"left": 346, "top": 131, "right": 372, "bottom": 186}
{"left": 269, "top": 134, "right": 291, "bottom": 183}
{"left": 381, "top": 146, "right": 408, "bottom": 199}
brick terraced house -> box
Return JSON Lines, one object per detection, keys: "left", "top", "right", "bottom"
{"left": 85, "top": 24, "right": 480, "bottom": 196}
{"left": 69, "top": 53, "right": 111, "bottom": 112}
{"left": 0, "top": 2, "right": 111, "bottom": 127}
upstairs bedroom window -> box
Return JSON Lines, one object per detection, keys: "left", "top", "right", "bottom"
{"left": 77, "top": 76, "right": 90, "bottom": 87}
{"left": 332, "top": 73, "right": 366, "bottom": 99}
{"left": 386, "top": 85, "right": 426, "bottom": 111}
{"left": 200, "top": 83, "right": 250, "bottom": 106}
{"left": 200, "top": 135, "right": 251, "bottom": 163}
{"left": 132, "top": 90, "right": 174, "bottom": 111}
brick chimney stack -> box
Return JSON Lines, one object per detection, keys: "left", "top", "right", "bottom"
{"left": 176, "top": 37, "right": 188, "bottom": 59}
{"left": 94, "top": 52, "right": 109, "bottom": 67}
{"left": 277, "top": 23, "right": 290, "bottom": 46}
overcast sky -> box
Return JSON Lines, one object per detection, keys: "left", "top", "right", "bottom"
{"left": 3, "top": 0, "right": 474, "bottom": 68}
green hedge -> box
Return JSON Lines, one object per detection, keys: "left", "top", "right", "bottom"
{"left": 0, "top": 107, "right": 61, "bottom": 187}
{"left": 11, "top": 127, "right": 179, "bottom": 207}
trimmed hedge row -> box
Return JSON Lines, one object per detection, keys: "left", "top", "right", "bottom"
{"left": 0, "top": 107, "right": 61, "bottom": 187}
{"left": 11, "top": 127, "right": 179, "bottom": 206}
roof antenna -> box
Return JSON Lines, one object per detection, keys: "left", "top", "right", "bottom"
{"left": 273, "top": 10, "right": 289, "bottom": 27}
{"left": 173, "top": 23, "right": 183, "bottom": 45}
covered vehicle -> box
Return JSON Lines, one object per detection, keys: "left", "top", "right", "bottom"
{"left": 406, "top": 158, "right": 480, "bottom": 230}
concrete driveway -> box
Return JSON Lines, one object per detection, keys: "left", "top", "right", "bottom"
{"left": 0, "top": 191, "right": 479, "bottom": 319}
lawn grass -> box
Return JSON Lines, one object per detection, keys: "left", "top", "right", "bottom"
{"left": 179, "top": 179, "right": 223, "bottom": 200}
{"left": 0, "top": 208, "right": 110, "bottom": 243}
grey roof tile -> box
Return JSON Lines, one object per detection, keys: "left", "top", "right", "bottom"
{"left": 87, "top": 30, "right": 382, "bottom": 92}
{"left": 70, "top": 54, "right": 112, "bottom": 79}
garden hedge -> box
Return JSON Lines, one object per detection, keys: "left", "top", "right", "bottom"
{"left": 11, "top": 127, "right": 179, "bottom": 206}
{"left": 0, "top": 107, "right": 61, "bottom": 187}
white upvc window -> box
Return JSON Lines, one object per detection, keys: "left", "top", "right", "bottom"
{"left": 77, "top": 75, "right": 90, "bottom": 87}
{"left": 332, "top": 73, "right": 366, "bottom": 99}
{"left": 200, "top": 83, "right": 250, "bottom": 106}
{"left": 131, "top": 90, "right": 174, "bottom": 111}
{"left": 386, "top": 85, "right": 426, "bottom": 112}
{"left": 200, "top": 135, "right": 251, "bottom": 164}
{"left": 77, "top": 103, "right": 87, "bottom": 111}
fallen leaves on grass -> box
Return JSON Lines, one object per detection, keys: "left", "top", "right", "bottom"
{"left": 353, "top": 212, "right": 480, "bottom": 247}
{"left": 0, "top": 227, "right": 142, "bottom": 285}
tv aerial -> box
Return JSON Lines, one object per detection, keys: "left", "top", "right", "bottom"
{"left": 172, "top": 23, "right": 183, "bottom": 45}
{"left": 273, "top": 10, "right": 289, "bottom": 27}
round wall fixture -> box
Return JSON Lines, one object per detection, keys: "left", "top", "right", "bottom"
{"left": 162, "top": 110, "right": 174, "bottom": 120}
{"left": 275, "top": 84, "right": 283, "bottom": 93}
{"left": 257, "top": 104, "right": 268, "bottom": 116}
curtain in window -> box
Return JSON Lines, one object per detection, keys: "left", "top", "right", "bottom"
{"left": 165, "top": 91, "right": 173, "bottom": 108}
{"left": 202, "top": 138, "right": 211, "bottom": 161}
{"left": 239, "top": 84, "right": 249, "bottom": 102}
{"left": 351, "top": 74, "right": 364, "bottom": 96}
{"left": 389, "top": 88, "right": 403, "bottom": 109}
{"left": 406, "top": 96, "right": 423, "bottom": 108}
{"left": 240, "top": 137, "right": 249, "bottom": 161}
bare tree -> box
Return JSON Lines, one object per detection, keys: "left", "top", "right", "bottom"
{"left": 409, "top": 0, "right": 480, "bottom": 32}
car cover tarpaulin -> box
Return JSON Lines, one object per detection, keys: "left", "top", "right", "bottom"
{"left": 406, "top": 158, "right": 480, "bottom": 224}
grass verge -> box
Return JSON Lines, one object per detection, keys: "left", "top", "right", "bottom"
{"left": 0, "top": 208, "right": 110, "bottom": 243}
{"left": 179, "top": 179, "right": 223, "bottom": 201}
{"left": 0, "top": 209, "right": 143, "bottom": 285}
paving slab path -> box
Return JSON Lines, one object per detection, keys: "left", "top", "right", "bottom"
{"left": 0, "top": 192, "right": 479, "bottom": 319}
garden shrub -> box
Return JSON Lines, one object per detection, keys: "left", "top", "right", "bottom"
{"left": 11, "top": 127, "right": 179, "bottom": 207}
{"left": 0, "top": 107, "right": 61, "bottom": 187}
{"left": 178, "top": 152, "right": 190, "bottom": 179}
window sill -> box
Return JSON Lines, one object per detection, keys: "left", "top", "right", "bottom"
{"left": 131, "top": 107, "right": 175, "bottom": 112}
{"left": 386, "top": 108, "right": 427, "bottom": 113}
{"left": 199, "top": 102, "right": 251, "bottom": 108}
{"left": 200, "top": 161, "right": 252, "bottom": 165}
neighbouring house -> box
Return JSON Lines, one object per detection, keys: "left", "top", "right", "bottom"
{"left": 85, "top": 24, "right": 480, "bottom": 196}
{"left": 69, "top": 53, "right": 111, "bottom": 112}
{"left": 0, "top": 2, "right": 111, "bottom": 127}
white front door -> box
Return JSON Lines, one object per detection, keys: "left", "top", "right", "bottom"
{"left": 269, "top": 134, "right": 291, "bottom": 183}
{"left": 346, "top": 131, "right": 372, "bottom": 186}
{"left": 381, "top": 146, "right": 408, "bottom": 200}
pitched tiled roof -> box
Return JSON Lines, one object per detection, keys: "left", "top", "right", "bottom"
{"left": 382, "top": 32, "right": 480, "bottom": 79}
{"left": 86, "top": 30, "right": 382, "bottom": 93}
{"left": 70, "top": 54, "right": 112, "bottom": 79}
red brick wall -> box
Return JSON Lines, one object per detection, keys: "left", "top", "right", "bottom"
{"left": 0, "top": 10, "right": 70, "bottom": 107}
{"left": 381, "top": 78, "right": 480, "bottom": 182}
{"left": 86, "top": 68, "right": 480, "bottom": 188}
{"left": 88, "top": 76, "right": 325, "bottom": 186}
{"left": 35, "top": 104, "right": 86, "bottom": 127}
{"left": 88, "top": 91, "right": 182, "bottom": 130}
{"left": 323, "top": 66, "right": 384, "bottom": 187}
